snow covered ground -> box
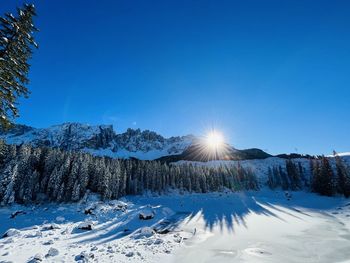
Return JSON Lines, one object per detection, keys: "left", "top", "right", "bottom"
{"left": 1, "top": 191, "right": 350, "bottom": 263}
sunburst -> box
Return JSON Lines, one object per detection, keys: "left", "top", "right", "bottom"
{"left": 189, "top": 129, "right": 231, "bottom": 161}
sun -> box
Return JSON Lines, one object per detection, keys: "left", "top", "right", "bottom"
{"left": 194, "top": 128, "right": 228, "bottom": 161}
{"left": 205, "top": 130, "right": 224, "bottom": 150}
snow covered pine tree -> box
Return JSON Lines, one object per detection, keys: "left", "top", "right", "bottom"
{"left": 0, "top": 4, "right": 38, "bottom": 128}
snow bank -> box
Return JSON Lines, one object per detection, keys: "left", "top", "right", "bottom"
{"left": 139, "top": 209, "right": 155, "bottom": 220}
{"left": 77, "top": 221, "right": 96, "bottom": 231}
{"left": 1, "top": 191, "right": 350, "bottom": 262}
{"left": 131, "top": 227, "right": 155, "bottom": 239}
{"left": 2, "top": 228, "right": 20, "bottom": 238}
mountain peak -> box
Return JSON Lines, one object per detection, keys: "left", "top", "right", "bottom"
{"left": 0, "top": 122, "right": 195, "bottom": 160}
{"left": 0, "top": 122, "right": 272, "bottom": 161}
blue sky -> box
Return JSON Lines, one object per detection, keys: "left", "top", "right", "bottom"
{"left": 1, "top": 0, "right": 350, "bottom": 155}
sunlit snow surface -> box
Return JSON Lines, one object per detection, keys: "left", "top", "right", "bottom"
{"left": 1, "top": 191, "right": 350, "bottom": 262}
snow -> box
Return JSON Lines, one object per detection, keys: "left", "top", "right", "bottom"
{"left": 77, "top": 220, "right": 96, "bottom": 231}
{"left": 46, "top": 247, "right": 59, "bottom": 257}
{"left": 84, "top": 146, "right": 189, "bottom": 160}
{"left": 131, "top": 227, "right": 155, "bottom": 239}
{"left": 329, "top": 152, "right": 350, "bottom": 157}
{"left": 2, "top": 228, "right": 20, "bottom": 238}
{"left": 176, "top": 155, "right": 350, "bottom": 183}
{"left": 1, "top": 191, "right": 350, "bottom": 262}
{"left": 139, "top": 209, "right": 155, "bottom": 220}
{"left": 0, "top": 123, "right": 105, "bottom": 148}
{"left": 0, "top": 123, "right": 194, "bottom": 160}
{"left": 31, "top": 253, "right": 43, "bottom": 262}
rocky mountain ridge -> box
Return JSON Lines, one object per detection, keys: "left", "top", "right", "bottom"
{"left": 0, "top": 123, "right": 194, "bottom": 160}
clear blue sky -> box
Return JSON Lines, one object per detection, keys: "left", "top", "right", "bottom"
{"left": 1, "top": 0, "right": 350, "bottom": 155}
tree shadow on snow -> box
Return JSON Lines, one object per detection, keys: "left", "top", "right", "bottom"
{"left": 69, "top": 191, "right": 329, "bottom": 245}
{"left": 0, "top": 191, "right": 341, "bottom": 246}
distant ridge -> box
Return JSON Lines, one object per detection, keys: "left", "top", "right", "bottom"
{"left": 0, "top": 122, "right": 291, "bottom": 162}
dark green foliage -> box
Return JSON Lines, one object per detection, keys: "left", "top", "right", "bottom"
{"left": 311, "top": 157, "right": 335, "bottom": 196}
{"left": 267, "top": 166, "right": 282, "bottom": 189}
{"left": 279, "top": 165, "right": 289, "bottom": 190}
{"left": 0, "top": 4, "right": 38, "bottom": 128}
{"left": 267, "top": 160, "right": 305, "bottom": 191}
{"left": 0, "top": 139, "right": 5, "bottom": 163}
{"left": 334, "top": 151, "right": 350, "bottom": 198}
{"left": 319, "top": 157, "right": 334, "bottom": 196}
{"left": 0, "top": 142, "right": 259, "bottom": 205}
{"left": 310, "top": 159, "right": 321, "bottom": 193}
{"left": 286, "top": 159, "right": 302, "bottom": 190}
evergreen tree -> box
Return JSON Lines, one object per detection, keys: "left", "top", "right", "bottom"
{"left": 286, "top": 159, "right": 301, "bottom": 190}
{"left": 311, "top": 159, "right": 320, "bottom": 193}
{"left": 267, "top": 167, "right": 274, "bottom": 189}
{"left": 279, "top": 165, "right": 289, "bottom": 190}
{"left": 0, "top": 163, "right": 18, "bottom": 205}
{"left": 0, "top": 139, "right": 6, "bottom": 163}
{"left": 0, "top": 4, "right": 38, "bottom": 127}
{"left": 314, "top": 157, "right": 334, "bottom": 196}
{"left": 0, "top": 141, "right": 260, "bottom": 204}
{"left": 334, "top": 151, "right": 350, "bottom": 198}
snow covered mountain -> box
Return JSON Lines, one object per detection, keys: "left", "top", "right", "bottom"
{"left": 0, "top": 123, "right": 195, "bottom": 160}
{"left": 0, "top": 122, "right": 275, "bottom": 161}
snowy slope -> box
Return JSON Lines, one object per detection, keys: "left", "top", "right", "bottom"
{"left": 0, "top": 123, "right": 194, "bottom": 160}
{"left": 1, "top": 191, "right": 350, "bottom": 263}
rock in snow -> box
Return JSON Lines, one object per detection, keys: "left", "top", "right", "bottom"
{"left": 139, "top": 209, "right": 155, "bottom": 220}
{"left": 74, "top": 251, "right": 95, "bottom": 262}
{"left": 24, "top": 231, "right": 42, "bottom": 238}
{"left": 77, "top": 221, "right": 95, "bottom": 231}
{"left": 132, "top": 227, "right": 155, "bottom": 239}
{"left": 125, "top": 251, "right": 134, "bottom": 257}
{"left": 2, "top": 228, "right": 20, "bottom": 238}
{"left": 43, "top": 239, "right": 54, "bottom": 245}
{"left": 42, "top": 223, "right": 60, "bottom": 231}
{"left": 30, "top": 253, "right": 44, "bottom": 262}
{"left": 45, "top": 247, "right": 59, "bottom": 257}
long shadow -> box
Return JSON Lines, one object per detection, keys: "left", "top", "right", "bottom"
{"left": 71, "top": 192, "right": 314, "bottom": 245}
{"left": 1, "top": 191, "right": 343, "bottom": 247}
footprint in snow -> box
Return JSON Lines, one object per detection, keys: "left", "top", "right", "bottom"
{"left": 244, "top": 247, "right": 272, "bottom": 257}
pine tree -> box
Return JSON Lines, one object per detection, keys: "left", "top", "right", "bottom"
{"left": 71, "top": 180, "right": 81, "bottom": 202}
{"left": 0, "top": 139, "right": 6, "bottom": 163}
{"left": 0, "top": 142, "right": 260, "bottom": 204}
{"left": 298, "top": 162, "right": 308, "bottom": 187}
{"left": 0, "top": 4, "right": 38, "bottom": 127}
{"left": 267, "top": 167, "right": 277, "bottom": 189}
{"left": 316, "top": 157, "right": 334, "bottom": 196}
{"left": 334, "top": 151, "right": 350, "bottom": 198}
{"left": 0, "top": 163, "right": 18, "bottom": 205}
{"left": 286, "top": 159, "right": 301, "bottom": 190}
{"left": 279, "top": 165, "right": 289, "bottom": 190}
{"left": 311, "top": 159, "right": 320, "bottom": 193}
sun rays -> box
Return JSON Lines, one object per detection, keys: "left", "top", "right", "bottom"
{"left": 205, "top": 130, "right": 224, "bottom": 151}
{"left": 188, "top": 129, "right": 232, "bottom": 161}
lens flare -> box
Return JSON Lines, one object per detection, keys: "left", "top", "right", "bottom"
{"left": 205, "top": 130, "right": 224, "bottom": 150}
{"left": 188, "top": 128, "right": 230, "bottom": 161}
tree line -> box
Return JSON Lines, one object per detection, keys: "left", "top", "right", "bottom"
{"left": 267, "top": 159, "right": 308, "bottom": 191}
{"left": 309, "top": 153, "right": 350, "bottom": 197}
{"left": 0, "top": 141, "right": 259, "bottom": 205}
{"left": 267, "top": 154, "right": 350, "bottom": 198}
